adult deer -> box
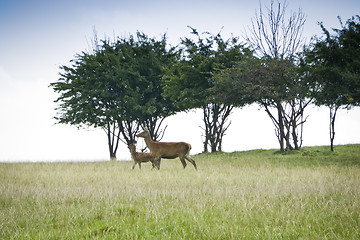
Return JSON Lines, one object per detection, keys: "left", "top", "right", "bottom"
{"left": 136, "top": 129, "right": 197, "bottom": 170}
{"left": 128, "top": 141, "right": 157, "bottom": 170}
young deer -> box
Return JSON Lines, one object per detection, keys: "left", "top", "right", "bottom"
{"left": 136, "top": 129, "right": 197, "bottom": 170}
{"left": 128, "top": 141, "right": 157, "bottom": 170}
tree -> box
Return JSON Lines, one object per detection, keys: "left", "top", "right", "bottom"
{"left": 241, "top": 0, "right": 309, "bottom": 151}
{"left": 51, "top": 41, "right": 125, "bottom": 161}
{"left": 304, "top": 15, "right": 360, "bottom": 151}
{"left": 163, "top": 27, "right": 250, "bottom": 152}
{"left": 50, "top": 32, "right": 177, "bottom": 160}
{"left": 214, "top": 56, "right": 311, "bottom": 151}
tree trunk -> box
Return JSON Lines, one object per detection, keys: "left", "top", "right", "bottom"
{"left": 264, "top": 99, "right": 309, "bottom": 152}
{"left": 329, "top": 105, "right": 338, "bottom": 152}
{"left": 201, "top": 103, "right": 233, "bottom": 153}
{"left": 202, "top": 106, "right": 209, "bottom": 153}
{"left": 277, "top": 104, "right": 285, "bottom": 152}
{"left": 104, "top": 122, "right": 121, "bottom": 161}
{"left": 118, "top": 120, "right": 140, "bottom": 145}
{"left": 292, "top": 122, "right": 299, "bottom": 150}
{"left": 110, "top": 153, "right": 117, "bottom": 161}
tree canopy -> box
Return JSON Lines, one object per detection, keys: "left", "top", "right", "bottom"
{"left": 50, "top": 32, "right": 177, "bottom": 160}
{"left": 306, "top": 15, "right": 360, "bottom": 107}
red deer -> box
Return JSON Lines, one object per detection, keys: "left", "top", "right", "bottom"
{"left": 128, "top": 141, "right": 157, "bottom": 170}
{"left": 136, "top": 129, "right": 197, "bottom": 170}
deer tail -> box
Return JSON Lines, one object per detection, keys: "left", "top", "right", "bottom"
{"left": 186, "top": 143, "right": 192, "bottom": 156}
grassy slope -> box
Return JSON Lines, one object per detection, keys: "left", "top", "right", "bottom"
{"left": 1, "top": 145, "right": 359, "bottom": 239}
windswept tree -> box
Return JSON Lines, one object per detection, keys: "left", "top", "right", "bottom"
{"left": 241, "top": 0, "right": 310, "bottom": 151}
{"left": 304, "top": 15, "right": 360, "bottom": 151}
{"left": 50, "top": 32, "right": 177, "bottom": 160}
{"left": 163, "top": 27, "right": 251, "bottom": 152}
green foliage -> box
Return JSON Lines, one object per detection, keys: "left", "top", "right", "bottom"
{"left": 1, "top": 145, "right": 360, "bottom": 239}
{"left": 51, "top": 33, "right": 177, "bottom": 129}
{"left": 163, "top": 27, "right": 251, "bottom": 110}
{"left": 216, "top": 43, "right": 316, "bottom": 108}
{"left": 212, "top": 57, "right": 257, "bottom": 106}
{"left": 213, "top": 57, "right": 308, "bottom": 107}
{"left": 129, "top": 33, "right": 179, "bottom": 120}
{"left": 305, "top": 15, "right": 360, "bottom": 107}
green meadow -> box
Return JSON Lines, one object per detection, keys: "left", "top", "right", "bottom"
{"left": 1, "top": 145, "right": 360, "bottom": 239}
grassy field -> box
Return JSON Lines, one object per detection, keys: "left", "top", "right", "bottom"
{"left": 1, "top": 145, "right": 360, "bottom": 239}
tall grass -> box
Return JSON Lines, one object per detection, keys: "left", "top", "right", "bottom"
{"left": 1, "top": 145, "right": 359, "bottom": 239}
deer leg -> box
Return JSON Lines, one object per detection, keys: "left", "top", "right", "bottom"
{"left": 153, "top": 157, "right": 161, "bottom": 170}
{"left": 185, "top": 156, "right": 197, "bottom": 170}
{"left": 132, "top": 162, "right": 136, "bottom": 170}
{"left": 139, "top": 162, "right": 141, "bottom": 169}
{"left": 157, "top": 158, "right": 162, "bottom": 170}
{"left": 179, "top": 157, "right": 187, "bottom": 169}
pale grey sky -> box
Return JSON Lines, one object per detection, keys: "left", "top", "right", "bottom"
{"left": 0, "top": 0, "right": 359, "bottom": 161}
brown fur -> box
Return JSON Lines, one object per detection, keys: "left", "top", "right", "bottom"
{"left": 128, "top": 142, "right": 157, "bottom": 170}
{"left": 136, "top": 129, "right": 197, "bottom": 170}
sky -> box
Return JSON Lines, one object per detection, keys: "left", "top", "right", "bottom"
{"left": 0, "top": 0, "right": 359, "bottom": 162}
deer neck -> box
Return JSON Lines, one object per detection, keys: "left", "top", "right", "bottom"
{"left": 130, "top": 145, "right": 136, "bottom": 158}
{"left": 144, "top": 133, "right": 155, "bottom": 151}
